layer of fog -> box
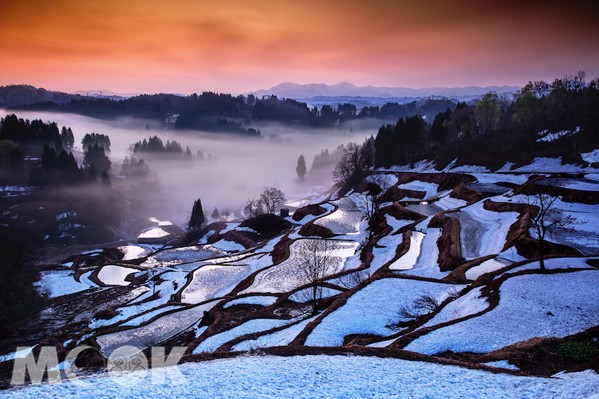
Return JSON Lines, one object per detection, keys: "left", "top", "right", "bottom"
{"left": 2, "top": 109, "right": 378, "bottom": 226}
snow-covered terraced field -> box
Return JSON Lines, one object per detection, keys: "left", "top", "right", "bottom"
{"left": 96, "top": 301, "right": 218, "bottom": 355}
{"left": 240, "top": 239, "right": 359, "bottom": 294}
{"left": 450, "top": 201, "right": 519, "bottom": 259}
{"left": 405, "top": 270, "right": 599, "bottom": 354}
{"left": 181, "top": 254, "right": 273, "bottom": 304}
{"left": 193, "top": 318, "right": 293, "bottom": 353}
{"left": 313, "top": 196, "right": 363, "bottom": 235}
{"left": 6, "top": 355, "right": 598, "bottom": 399}
{"left": 305, "top": 278, "right": 464, "bottom": 346}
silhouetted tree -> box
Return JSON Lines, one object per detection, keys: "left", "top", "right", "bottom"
{"left": 333, "top": 143, "right": 371, "bottom": 187}
{"left": 60, "top": 126, "right": 74, "bottom": 150}
{"left": 188, "top": 198, "right": 206, "bottom": 230}
{"left": 82, "top": 133, "right": 111, "bottom": 152}
{"left": 211, "top": 208, "right": 220, "bottom": 220}
{"left": 299, "top": 239, "right": 335, "bottom": 314}
{"left": 527, "top": 193, "right": 575, "bottom": 271}
{"left": 83, "top": 144, "right": 111, "bottom": 176}
{"left": 244, "top": 198, "right": 263, "bottom": 218}
{"left": 296, "top": 155, "right": 307, "bottom": 182}
{"left": 259, "top": 187, "right": 286, "bottom": 214}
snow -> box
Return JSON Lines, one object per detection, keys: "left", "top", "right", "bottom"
{"left": 305, "top": 278, "right": 462, "bottom": 346}
{"left": 450, "top": 201, "right": 519, "bottom": 260}
{"left": 232, "top": 316, "right": 318, "bottom": 351}
{"left": 289, "top": 287, "right": 342, "bottom": 303}
{"left": 366, "top": 173, "right": 398, "bottom": 191}
{"left": 193, "top": 318, "right": 291, "bottom": 353}
{"left": 369, "top": 233, "right": 404, "bottom": 271}
{"left": 498, "top": 246, "right": 527, "bottom": 262}
{"left": 7, "top": 355, "right": 599, "bottom": 399}
{"left": 119, "top": 245, "right": 154, "bottom": 261}
{"left": 485, "top": 360, "right": 520, "bottom": 370}
{"left": 419, "top": 287, "right": 488, "bottom": 329}
{"left": 235, "top": 226, "right": 257, "bottom": 233}
{"left": 211, "top": 239, "right": 246, "bottom": 252}
{"left": 138, "top": 227, "right": 170, "bottom": 239}
{"left": 401, "top": 228, "right": 447, "bottom": 279}
{"left": 384, "top": 215, "right": 412, "bottom": 232}
{"left": 121, "top": 305, "right": 184, "bottom": 327}
{"left": 181, "top": 259, "right": 272, "bottom": 304}
{"left": 582, "top": 148, "right": 599, "bottom": 164}
{"left": 470, "top": 173, "right": 530, "bottom": 185}
{"left": 435, "top": 195, "right": 467, "bottom": 210}
{"left": 81, "top": 249, "right": 103, "bottom": 255}
{"left": 35, "top": 270, "right": 95, "bottom": 297}
{"left": 0, "top": 347, "right": 34, "bottom": 363}
{"left": 500, "top": 256, "right": 595, "bottom": 276}
{"left": 514, "top": 157, "right": 593, "bottom": 173}
{"left": 450, "top": 164, "right": 490, "bottom": 173}
{"left": 223, "top": 295, "right": 279, "bottom": 308}
{"left": 405, "top": 270, "right": 599, "bottom": 354}
{"left": 397, "top": 180, "right": 439, "bottom": 199}
{"left": 508, "top": 194, "right": 599, "bottom": 255}
{"left": 314, "top": 197, "right": 363, "bottom": 235}
{"left": 465, "top": 258, "right": 510, "bottom": 280}
{"left": 389, "top": 231, "right": 424, "bottom": 271}
{"left": 142, "top": 246, "right": 224, "bottom": 268}
{"left": 96, "top": 301, "right": 218, "bottom": 356}
{"left": 96, "top": 265, "right": 138, "bottom": 286}
{"left": 536, "top": 126, "right": 581, "bottom": 142}
{"left": 241, "top": 239, "right": 358, "bottom": 294}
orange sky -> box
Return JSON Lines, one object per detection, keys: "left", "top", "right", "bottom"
{"left": 1, "top": 0, "right": 598, "bottom": 94}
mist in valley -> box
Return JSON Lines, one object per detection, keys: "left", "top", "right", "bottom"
{"left": 2, "top": 109, "right": 378, "bottom": 227}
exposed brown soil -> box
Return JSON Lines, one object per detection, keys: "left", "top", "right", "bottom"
{"left": 450, "top": 183, "right": 486, "bottom": 204}
{"left": 292, "top": 204, "right": 327, "bottom": 221}
{"left": 515, "top": 236, "right": 581, "bottom": 259}
{"left": 476, "top": 327, "right": 599, "bottom": 376}
{"left": 429, "top": 214, "right": 464, "bottom": 272}
{"left": 221, "top": 230, "right": 259, "bottom": 249}
{"left": 378, "top": 186, "right": 425, "bottom": 203}
{"left": 298, "top": 223, "right": 335, "bottom": 238}
{"left": 514, "top": 178, "right": 599, "bottom": 204}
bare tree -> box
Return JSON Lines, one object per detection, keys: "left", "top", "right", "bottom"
{"left": 298, "top": 240, "right": 336, "bottom": 314}
{"left": 526, "top": 193, "right": 574, "bottom": 270}
{"left": 333, "top": 142, "right": 370, "bottom": 187}
{"left": 259, "top": 187, "right": 286, "bottom": 214}
{"left": 244, "top": 198, "right": 263, "bottom": 218}
{"left": 398, "top": 293, "right": 441, "bottom": 320}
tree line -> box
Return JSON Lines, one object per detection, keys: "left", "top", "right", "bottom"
{"left": 10, "top": 88, "right": 459, "bottom": 134}
{"left": 373, "top": 72, "right": 599, "bottom": 170}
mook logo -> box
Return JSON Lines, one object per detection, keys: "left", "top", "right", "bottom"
{"left": 10, "top": 345, "right": 187, "bottom": 387}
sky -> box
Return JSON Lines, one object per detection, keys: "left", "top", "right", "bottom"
{"left": 1, "top": 0, "right": 598, "bottom": 94}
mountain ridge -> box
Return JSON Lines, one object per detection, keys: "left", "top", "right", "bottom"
{"left": 251, "top": 81, "right": 520, "bottom": 99}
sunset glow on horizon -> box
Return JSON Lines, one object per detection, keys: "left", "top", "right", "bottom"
{"left": 1, "top": 0, "right": 598, "bottom": 94}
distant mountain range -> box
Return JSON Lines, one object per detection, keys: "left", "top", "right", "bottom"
{"left": 251, "top": 82, "right": 520, "bottom": 99}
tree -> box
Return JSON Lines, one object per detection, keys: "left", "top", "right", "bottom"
{"left": 296, "top": 155, "right": 307, "bottom": 182}
{"left": 474, "top": 91, "right": 500, "bottom": 135}
{"left": 188, "top": 198, "right": 206, "bottom": 230}
{"left": 60, "top": 126, "right": 74, "bottom": 150}
{"left": 526, "top": 193, "right": 574, "bottom": 270}
{"left": 333, "top": 142, "right": 370, "bottom": 187}
{"left": 244, "top": 198, "right": 263, "bottom": 218}
{"left": 82, "top": 133, "right": 111, "bottom": 152}
{"left": 298, "top": 239, "right": 335, "bottom": 314}
{"left": 83, "top": 144, "right": 111, "bottom": 177}
{"left": 259, "top": 187, "right": 286, "bottom": 214}
{"left": 211, "top": 207, "right": 220, "bottom": 220}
